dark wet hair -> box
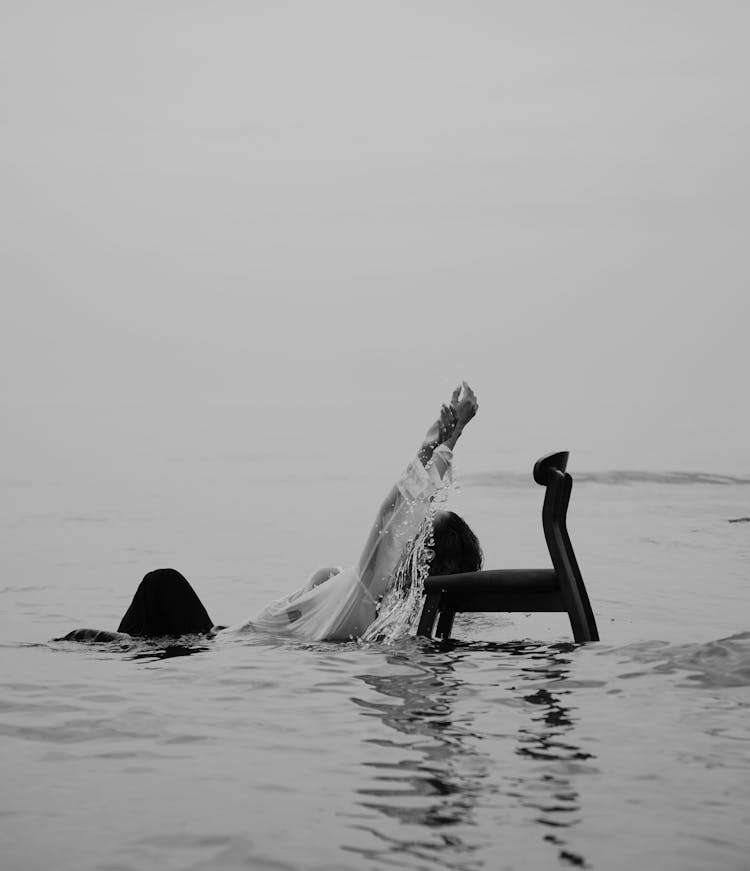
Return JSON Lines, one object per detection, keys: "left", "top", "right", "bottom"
{"left": 428, "top": 511, "right": 483, "bottom": 577}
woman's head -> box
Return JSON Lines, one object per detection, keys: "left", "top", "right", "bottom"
{"left": 428, "top": 510, "right": 483, "bottom": 577}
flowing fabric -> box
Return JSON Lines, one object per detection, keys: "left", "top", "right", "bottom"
{"left": 223, "top": 445, "right": 453, "bottom": 642}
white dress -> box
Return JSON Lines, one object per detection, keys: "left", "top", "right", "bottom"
{"left": 223, "top": 445, "right": 453, "bottom": 642}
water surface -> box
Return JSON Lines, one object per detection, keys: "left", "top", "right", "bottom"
{"left": 1, "top": 464, "right": 749, "bottom": 870}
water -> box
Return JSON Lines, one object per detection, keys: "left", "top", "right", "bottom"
{"left": 1, "top": 460, "right": 749, "bottom": 870}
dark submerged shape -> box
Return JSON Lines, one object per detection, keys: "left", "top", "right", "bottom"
{"left": 417, "top": 451, "right": 599, "bottom": 643}
{"left": 117, "top": 568, "right": 214, "bottom": 637}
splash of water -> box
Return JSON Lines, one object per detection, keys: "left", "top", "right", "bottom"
{"left": 362, "top": 479, "right": 451, "bottom": 644}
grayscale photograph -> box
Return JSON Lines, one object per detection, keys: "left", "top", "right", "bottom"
{"left": 1, "top": 2, "right": 748, "bottom": 869}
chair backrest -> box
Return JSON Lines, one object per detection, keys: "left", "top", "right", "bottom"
{"left": 536, "top": 451, "right": 599, "bottom": 642}
{"left": 417, "top": 450, "right": 599, "bottom": 643}
{"left": 533, "top": 450, "right": 569, "bottom": 485}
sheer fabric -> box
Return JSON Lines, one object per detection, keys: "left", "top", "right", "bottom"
{"left": 223, "top": 445, "right": 453, "bottom": 642}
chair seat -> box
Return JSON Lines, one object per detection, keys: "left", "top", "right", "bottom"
{"left": 423, "top": 569, "right": 564, "bottom": 613}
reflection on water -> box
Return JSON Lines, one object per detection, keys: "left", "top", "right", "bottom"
{"left": 49, "top": 635, "right": 213, "bottom": 662}
{"left": 351, "top": 645, "right": 487, "bottom": 869}
{"left": 350, "top": 641, "right": 597, "bottom": 869}
{"left": 128, "top": 642, "right": 212, "bottom": 662}
{"left": 508, "top": 642, "right": 596, "bottom": 868}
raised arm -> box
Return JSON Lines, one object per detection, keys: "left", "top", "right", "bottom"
{"left": 418, "top": 382, "right": 478, "bottom": 470}
{"left": 357, "top": 383, "right": 478, "bottom": 595}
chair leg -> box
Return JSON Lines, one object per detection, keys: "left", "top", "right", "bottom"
{"left": 435, "top": 609, "right": 455, "bottom": 640}
{"left": 567, "top": 608, "right": 590, "bottom": 643}
{"left": 416, "top": 592, "right": 441, "bottom": 637}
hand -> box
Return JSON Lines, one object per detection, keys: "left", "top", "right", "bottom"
{"left": 422, "top": 403, "right": 457, "bottom": 451}
{"left": 449, "top": 381, "right": 479, "bottom": 431}
{"left": 419, "top": 382, "right": 478, "bottom": 462}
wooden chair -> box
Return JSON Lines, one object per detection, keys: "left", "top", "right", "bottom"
{"left": 416, "top": 451, "right": 599, "bottom": 643}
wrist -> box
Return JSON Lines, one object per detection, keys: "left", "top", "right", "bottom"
{"left": 417, "top": 442, "right": 435, "bottom": 465}
{"left": 444, "top": 424, "right": 464, "bottom": 450}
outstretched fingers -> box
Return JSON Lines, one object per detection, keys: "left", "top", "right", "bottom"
{"left": 453, "top": 381, "right": 479, "bottom": 427}
{"left": 462, "top": 381, "right": 478, "bottom": 408}
{"left": 438, "top": 403, "right": 455, "bottom": 442}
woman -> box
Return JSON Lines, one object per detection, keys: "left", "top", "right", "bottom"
{"left": 61, "top": 383, "right": 482, "bottom": 644}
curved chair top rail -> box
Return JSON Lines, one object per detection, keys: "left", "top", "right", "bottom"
{"left": 533, "top": 451, "right": 569, "bottom": 486}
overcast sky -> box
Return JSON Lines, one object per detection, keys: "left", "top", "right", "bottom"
{"left": 2, "top": 1, "right": 748, "bottom": 478}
